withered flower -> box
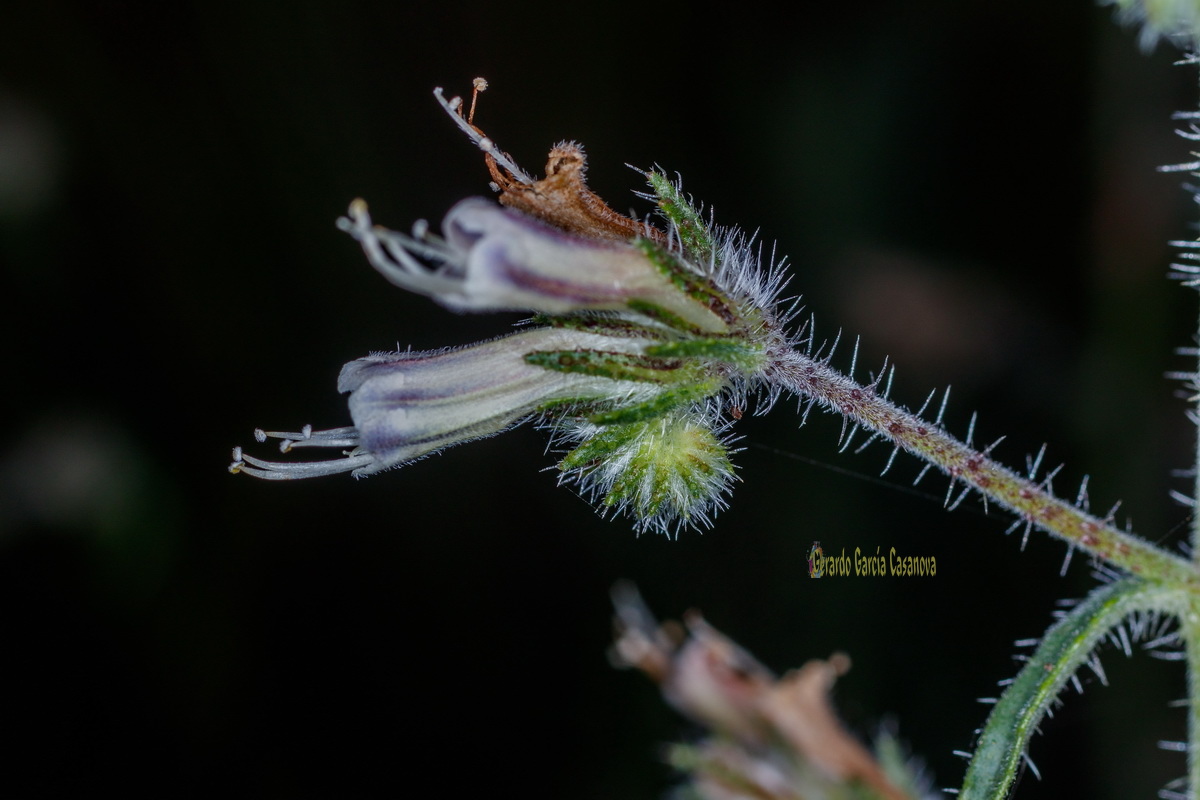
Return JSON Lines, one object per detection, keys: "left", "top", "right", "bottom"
{"left": 610, "top": 584, "right": 933, "bottom": 800}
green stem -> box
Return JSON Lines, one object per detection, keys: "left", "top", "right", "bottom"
{"left": 771, "top": 351, "right": 1200, "bottom": 587}
{"left": 1187, "top": 596, "right": 1200, "bottom": 800}
{"left": 959, "top": 577, "right": 1188, "bottom": 800}
{"left": 1193, "top": 304, "right": 1200, "bottom": 566}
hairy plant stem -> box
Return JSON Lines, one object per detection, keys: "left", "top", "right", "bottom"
{"left": 1193, "top": 305, "right": 1200, "bottom": 567}
{"left": 769, "top": 350, "right": 1200, "bottom": 589}
{"left": 960, "top": 577, "right": 1187, "bottom": 800}
{"left": 1187, "top": 597, "right": 1200, "bottom": 800}
{"left": 1189, "top": 295, "right": 1200, "bottom": 800}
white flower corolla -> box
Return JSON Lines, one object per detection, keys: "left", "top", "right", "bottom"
{"left": 230, "top": 328, "right": 663, "bottom": 480}
{"left": 342, "top": 328, "right": 666, "bottom": 472}
{"left": 338, "top": 197, "right": 734, "bottom": 335}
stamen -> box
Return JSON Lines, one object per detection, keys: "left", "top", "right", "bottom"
{"left": 281, "top": 434, "right": 362, "bottom": 449}
{"left": 254, "top": 426, "right": 359, "bottom": 445}
{"left": 231, "top": 427, "right": 371, "bottom": 479}
{"left": 375, "top": 224, "right": 458, "bottom": 266}
{"left": 468, "top": 77, "right": 487, "bottom": 125}
{"left": 337, "top": 200, "right": 463, "bottom": 297}
{"left": 433, "top": 87, "right": 535, "bottom": 184}
{"left": 232, "top": 450, "right": 376, "bottom": 480}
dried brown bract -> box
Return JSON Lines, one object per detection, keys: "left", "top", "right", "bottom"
{"left": 611, "top": 584, "right": 919, "bottom": 800}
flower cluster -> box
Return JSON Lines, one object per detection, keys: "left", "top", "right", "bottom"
{"left": 230, "top": 83, "right": 795, "bottom": 534}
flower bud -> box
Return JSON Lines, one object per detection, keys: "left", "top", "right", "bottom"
{"left": 557, "top": 408, "right": 737, "bottom": 535}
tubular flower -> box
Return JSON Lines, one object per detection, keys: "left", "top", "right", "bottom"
{"left": 339, "top": 197, "right": 733, "bottom": 335}
{"left": 231, "top": 82, "right": 795, "bottom": 534}
{"left": 234, "top": 328, "right": 666, "bottom": 480}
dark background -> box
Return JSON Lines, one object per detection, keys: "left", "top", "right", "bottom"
{"left": 1, "top": 1, "right": 1196, "bottom": 797}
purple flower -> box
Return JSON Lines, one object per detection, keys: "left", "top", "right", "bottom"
{"left": 230, "top": 328, "right": 662, "bottom": 479}
{"left": 337, "top": 197, "right": 733, "bottom": 335}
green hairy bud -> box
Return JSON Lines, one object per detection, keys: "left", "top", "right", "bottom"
{"left": 557, "top": 409, "right": 737, "bottom": 534}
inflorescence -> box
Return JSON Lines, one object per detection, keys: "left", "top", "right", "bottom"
{"left": 230, "top": 81, "right": 798, "bottom": 535}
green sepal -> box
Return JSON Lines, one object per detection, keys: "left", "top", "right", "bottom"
{"left": 560, "top": 411, "right": 733, "bottom": 521}
{"left": 534, "top": 396, "right": 617, "bottom": 418}
{"left": 524, "top": 349, "right": 697, "bottom": 384}
{"left": 648, "top": 171, "right": 716, "bottom": 264}
{"left": 624, "top": 299, "right": 712, "bottom": 337}
{"left": 645, "top": 338, "right": 765, "bottom": 371}
{"left": 529, "top": 313, "right": 671, "bottom": 341}
{"left": 587, "top": 380, "right": 722, "bottom": 425}
{"left": 558, "top": 423, "right": 645, "bottom": 471}
{"left": 634, "top": 237, "right": 737, "bottom": 330}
